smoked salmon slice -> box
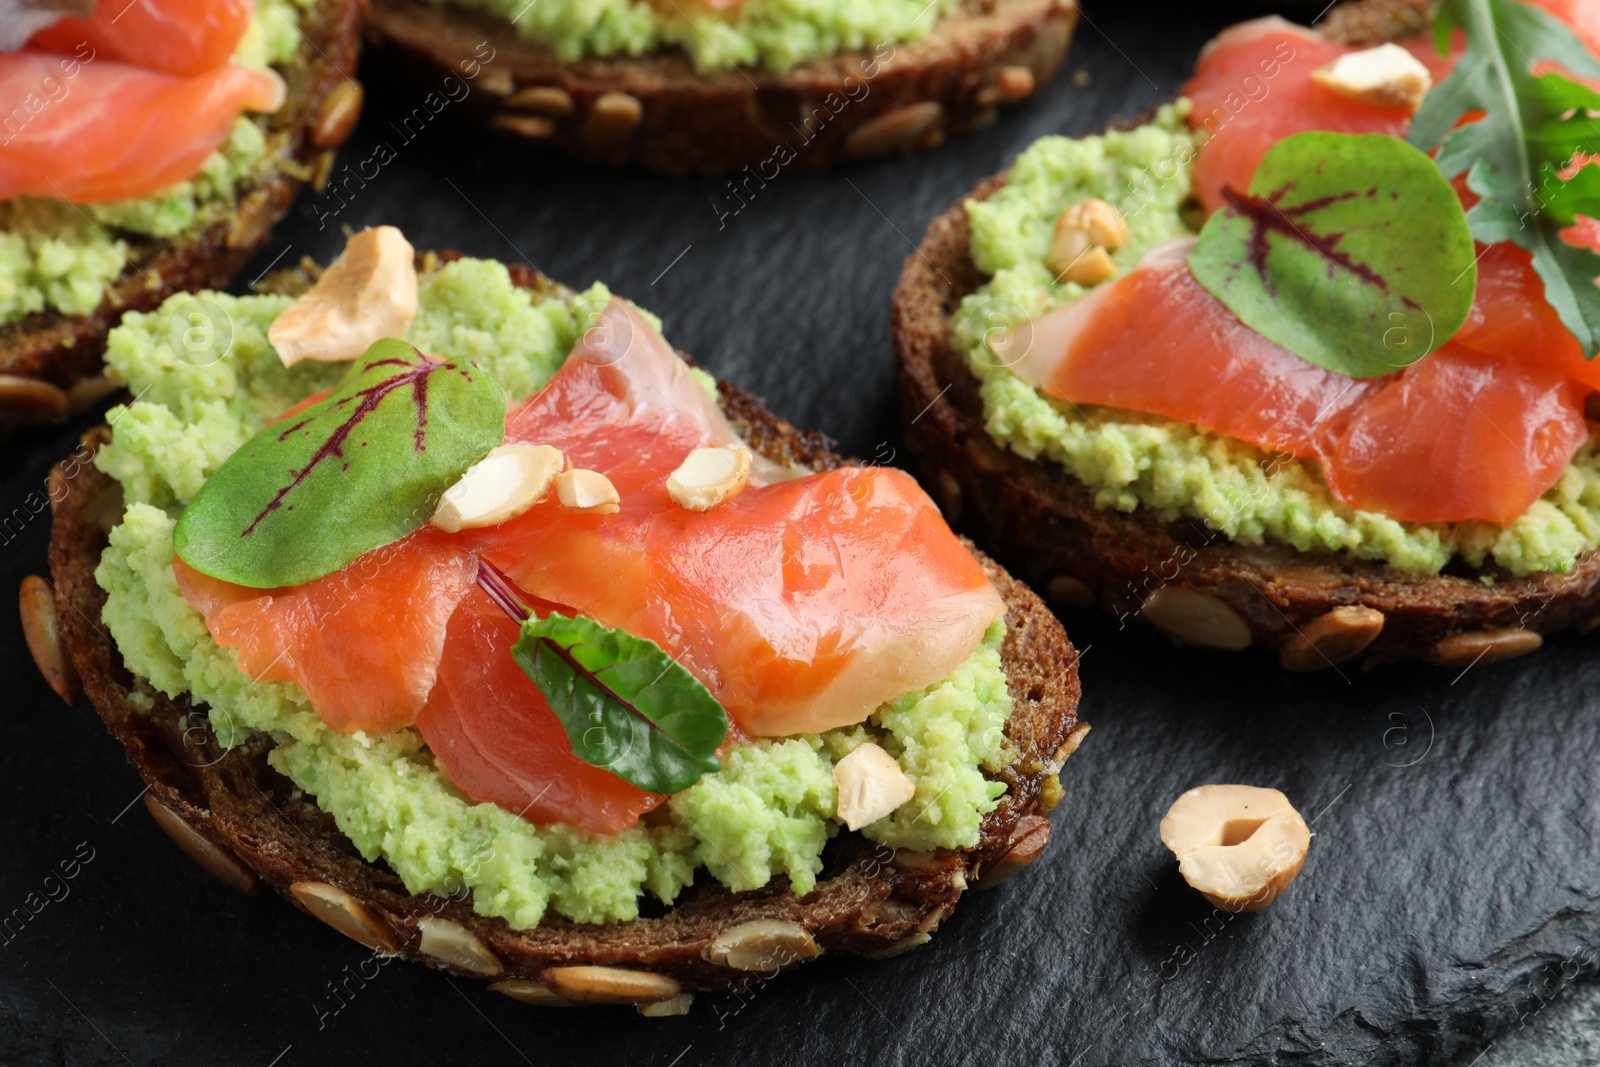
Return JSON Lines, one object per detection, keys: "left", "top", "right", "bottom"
{"left": 994, "top": 239, "right": 1384, "bottom": 458}
{"left": 0, "top": 52, "right": 284, "bottom": 202}
{"left": 174, "top": 526, "right": 478, "bottom": 737}
{"left": 467, "top": 299, "right": 1006, "bottom": 739}
{"left": 1183, "top": 18, "right": 1457, "bottom": 216}
{"left": 997, "top": 241, "right": 1590, "bottom": 526}
{"left": 415, "top": 586, "right": 663, "bottom": 836}
{"left": 29, "top": 0, "right": 256, "bottom": 77}
{"left": 1182, "top": 2, "right": 1600, "bottom": 217}
{"left": 1326, "top": 344, "right": 1589, "bottom": 525}
{"left": 176, "top": 298, "right": 1002, "bottom": 831}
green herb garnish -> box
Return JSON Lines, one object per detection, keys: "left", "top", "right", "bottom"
{"left": 477, "top": 566, "right": 727, "bottom": 794}
{"left": 175, "top": 340, "right": 507, "bottom": 588}
{"left": 1407, "top": 0, "right": 1600, "bottom": 354}
{"left": 1189, "top": 131, "right": 1478, "bottom": 378}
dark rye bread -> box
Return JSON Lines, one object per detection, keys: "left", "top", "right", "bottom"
{"left": 363, "top": 0, "right": 1077, "bottom": 175}
{"left": 0, "top": 0, "right": 365, "bottom": 430}
{"left": 38, "top": 259, "right": 1083, "bottom": 1005}
{"left": 891, "top": 0, "right": 1600, "bottom": 671}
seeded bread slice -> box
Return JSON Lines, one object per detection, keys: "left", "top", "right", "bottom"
{"left": 362, "top": 0, "right": 1077, "bottom": 175}
{"left": 890, "top": 0, "right": 1600, "bottom": 671}
{"left": 37, "top": 258, "right": 1083, "bottom": 1007}
{"left": 0, "top": 0, "right": 366, "bottom": 430}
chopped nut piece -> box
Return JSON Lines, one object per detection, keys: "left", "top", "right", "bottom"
{"left": 557, "top": 468, "right": 621, "bottom": 514}
{"left": 269, "top": 226, "right": 418, "bottom": 367}
{"left": 1047, "top": 225, "right": 1119, "bottom": 286}
{"left": 667, "top": 445, "right": 752, "bottom": 512}
{"left": 431, "top": 444, "right": 565, "bottom": 532}
{"left": 1046, "top": 222, "right": 1092, "bottom": 279}
{"left": 1160, "top": 784, "right": 1310, "bottom": 913}
{"left": 1059, "top": 197, "right": 1130, "bottom": 251}
{"left": 1061, "top": 245, "right": 1117, "bottom": 286}
{"left": 833, "top": 742, "right": 916, "bottom": 831}
{"left": 1311, "top": 43, "right": 1433, "bottom": 112}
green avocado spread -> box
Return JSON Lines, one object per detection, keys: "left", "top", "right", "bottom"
{"left": 93, "top": 257, "right": 1016, "bottom": 928}
{"left": 0, "top": 0, "right": 310, "bottom": 330}
{"left": 431, "top": 0, "right": 959, "bottom": 74}
{"left": 952, "top": 101, "right": 1600, "bottom": 578}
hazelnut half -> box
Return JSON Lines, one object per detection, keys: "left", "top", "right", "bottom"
{"left": 269, "top": 226, "right": 418, "bottom": 366}
{"left": 1159, "top": 784, "right": 1310, "bottom": 912}
{"left": 667, "top": 445, "right": 751, "bottom": 512}
{"left": 432, "top": 444, "right": 565, "bottom": 532}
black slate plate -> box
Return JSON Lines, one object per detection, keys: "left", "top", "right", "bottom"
{"left": 4, "top": 4, "right": 1599, "bottom": 1065}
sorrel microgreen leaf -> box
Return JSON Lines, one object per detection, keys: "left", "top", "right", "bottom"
{"left": 175, "top": 340, "right": 506, "bottom": 588}
{"left": 1407, "top": 0, "right": 1600, "bottom": 354}
{"left": 477, "top": 562, "right": 725, "bottom": 794}
{"left": 510, "top": 612, "right": 727, "bottom": 796}
{"left": 1188, "top": 131, "right": 1477, "bottom": 378}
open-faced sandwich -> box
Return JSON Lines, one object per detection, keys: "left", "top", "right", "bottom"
{"left": 894, "top": 0, "right": 1600, "bottom": 669}
{"left": 24, "top": 226, "right": 1083, "bottom": 1011}
{"left": 0, "top": 0, "right": 364, "bottom": 428}
{"left": 363, "top": 0, "right": 1077, "bottom": 174}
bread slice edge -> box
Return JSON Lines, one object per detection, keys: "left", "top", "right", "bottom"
{"left": 363, "top": 0, "right": 1078, "bottom": 174}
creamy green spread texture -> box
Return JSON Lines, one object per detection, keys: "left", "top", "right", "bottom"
{"left": 93, "top": 257, "right": 1014, "bottom": 927}
{"left": 952, "top": 102, "right": 1600, "bottom": 577}
{"left": 431, "top": 0, "right": 958, "bottom": 73}
{"left": 0, "top": 0, "right": 310, "bottom": 329}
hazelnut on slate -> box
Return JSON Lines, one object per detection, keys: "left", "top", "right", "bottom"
{"left": 1160, "top": 784, "right": 1310, "bottom": 912}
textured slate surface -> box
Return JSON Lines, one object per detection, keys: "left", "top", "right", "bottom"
{"left": 3, "top": 3, "right": 1600, "bottom": 1064}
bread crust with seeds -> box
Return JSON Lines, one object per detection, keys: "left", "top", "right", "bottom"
{"left": 42, "top": 257, "right": 1082, "bottom": 1002}
{"left": 890, "top": 0, "right": 1600, "bottom": 669}
{"left": 0, "top": 0, "right": 366, "bottom": 430}
{"left": 362, "top": 0, "right": 1077, "bottom": 175}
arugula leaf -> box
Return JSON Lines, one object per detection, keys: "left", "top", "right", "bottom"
{"left": 511, "top": 612, "right": 728, "bottom": 795}
{"left": 1407, "top": 0, "right": 1600, "bottom": 354}
{"left": 1189, "top": 132, "right": 1478, "bottom": 378}
{"left": 175, "top": 340, "right": 507, "bottom": 588}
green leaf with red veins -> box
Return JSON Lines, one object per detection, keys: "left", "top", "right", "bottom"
{"left": 511, "top": 610, "right": 728, "bottom": 795}
{"left": 1188, "top": 131, "right": 1477, "bottom": 379}
{"left": 174, "top": 339, "right": 507, "bottom": 588}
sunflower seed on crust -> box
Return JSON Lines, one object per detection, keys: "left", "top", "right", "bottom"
{"left": 541, "top": 966, "right": 680, "bottom": 1004}
{"left": 1279, "top": 605, "right": 1386, "bottom": 671}
{"left": 1432, "top": 627, "right": 1544, "bottom": 667}
{"left": 290, "top": 881, "right": 397, "bottom": 953}
{"left": 1142, "top": 588, "right": 1253, "bottom": 651}
{"left": 19, "top": 575, "right": 80, "bottom": 705}
{"left": 842, "top": 102, "right": 944, "bottom": 160}
{"left": 0, "top": 375, "right": 70, "bottom": 424}
{"left": 704, "top": 920, "right": 821, "bottom": 971}
{"left": 311, "top": 78, "right": 364, "bottom": 149}
{"left": 144, "top": 795, "right": 258, "bottom": 895}
{"left": 417, "top": 916, "right": 503, "bottom": 976}
{"left": 490, "top": 979, "right": 579, "bottom": 1007}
